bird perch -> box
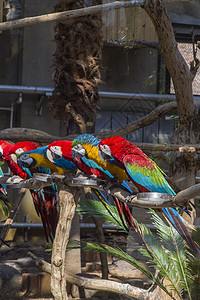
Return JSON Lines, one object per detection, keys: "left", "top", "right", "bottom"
{"left": 0, "top": 173, "right": 199, "bottom": 209}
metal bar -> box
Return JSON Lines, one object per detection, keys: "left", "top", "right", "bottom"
{"left": 1, "top": 85, "right": 200, "bottom": 102}
{"left": 0, "top": 222, "right": 120, "bottom": 229}
{"left": 0, "top": 85, "right": 53, "bottom": 96}
{"left": 10, "top": 103, "right": 14, "bottom": 128}
{"left": 1, "top": 221, "right": 200, "bottom": 229}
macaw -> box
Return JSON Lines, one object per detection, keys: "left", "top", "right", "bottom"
{"left": 71, "top": 134, "right": 129, "bottom": 183}
{"left": 71, "top": 134, "right": 141, "bottom": 232}
{"left": 0, "top": 141, "right": 58, "bottom": 242}
{"left": 17, "top": 146, "right": 66, "bottom": 175}
{"left": 47, "top": 140, "right": 101, "bottom": 177}
{"left": 98, "top": 136, "right": 200, "bottom": 255}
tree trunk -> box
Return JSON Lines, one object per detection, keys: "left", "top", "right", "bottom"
{"left": 51, "top": 187, "right": 80, "bottom": 300}
{"left": 143, "top": 0, "right": 200, "bottom": 226}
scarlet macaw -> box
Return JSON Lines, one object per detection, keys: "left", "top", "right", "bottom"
{"left": 71, "top": 134, "right": 140, "bottom": 231}
{"left": 0, "top": 141, "right": 58, "bottom": 241}
{"left": 71, "top": 134, "right": 129, "bottom": 183}
{"left": 98, "top": 136, "right": 200, "bottom": 255}
{"left": 47, "top": 140, "right": 103, "bottom": 177}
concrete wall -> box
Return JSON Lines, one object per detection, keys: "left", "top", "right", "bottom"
{"left": 21, "top": 0, "right": 61, "bottom": 135}
{"left": 166, "top": 0, "right": 200, "bottom": 25}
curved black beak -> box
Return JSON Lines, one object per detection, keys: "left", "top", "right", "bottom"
{"left": 98, "top": 149, "right": 113, "bottom": 162}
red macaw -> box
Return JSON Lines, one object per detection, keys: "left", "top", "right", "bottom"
{"left": 47, "top": 140, "right": 101, "bottom": 177}
{"left": 98, "top": 136, "right": 200, "bottom": 255}
{"left": 0, "top": 140, "right": 58, "bottom": 242}
{"left": 71, "top": 134, "right": 142, "bottom": 232}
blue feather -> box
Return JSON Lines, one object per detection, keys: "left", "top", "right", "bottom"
{"left": 73, "top": 134, "right": 101, "bottom": 147}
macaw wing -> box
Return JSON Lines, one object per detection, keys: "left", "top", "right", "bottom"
{"left": 52, "top": 157, "right": 77, "bottom": 172}
{"left": 123, "top": 154, "right": 175, "bottom": 195}
{"left": 107, "top": 158, "right": 122, "bottom": 168}
{"left": 81, "top": 156, "right": 114, "bottom": 178}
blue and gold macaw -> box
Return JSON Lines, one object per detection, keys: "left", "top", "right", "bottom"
{"left": 10, "top": 142, "right": 63, "bottom": 242}
{"left": 71, "top": 134, "right": 140, "bottom": 232}
{"left": 17, "top": 146, "right": 68, "bottom": 175}
{"left": 71, "top": 134, "right": 129, "bottom": 183}
{"left": 98, "top": 136, "right": 200, "bottom": 255}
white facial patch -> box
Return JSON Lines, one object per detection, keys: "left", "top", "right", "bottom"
{"left": 0, "top": 146, "right": 3, "bottom": 157}
{"left": 15, "top": 148, "right": 24, "bottom": 156}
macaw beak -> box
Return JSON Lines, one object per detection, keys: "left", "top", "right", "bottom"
{"left": 46, "top": 148, "right": 62, "bottom": 163}
{"left": 98, "top": 148, "right": 113, "bottom": 163}
{"left": 17, "top": 156, "right": 36, "bottom": 168}
{"left": 71, "top": 146, "right": 86, "bottom": 161}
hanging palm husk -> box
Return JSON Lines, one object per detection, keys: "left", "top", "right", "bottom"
{"left": 51, "top": 0, "right": 102, "bottom": 127}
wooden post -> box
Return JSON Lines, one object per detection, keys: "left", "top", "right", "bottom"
{"left": 51, "top": 186, "right": 80, "bottom": 300}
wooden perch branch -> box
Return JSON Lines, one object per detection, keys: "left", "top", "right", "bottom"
{"left": 1, "top": 174, "right": 200, "bottom": 209}
{"left": 106, "top": 40, "right": 158, "bottom": 50}
{"left": 98, "top": 101, "right": 177, "bottom": 138}
{"left": 51, "top": 187, "right": 80, "bottom": 300}
{"left": 27, "top": 251, "right": 155, "bottom": 300}
{"left": 0, "top": 188, "right": 26, "bottom": 247}
{"left": 0, "top": 1, "right": 141, "bottom": 31}
{"left": 0, "top": 0, "right": 191, "bottom": 32}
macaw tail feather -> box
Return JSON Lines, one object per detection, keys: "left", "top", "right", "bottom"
{"left": 43, "top": 186, "right": 59, "bottom": 238}
{"left": 113, "top": 197, "right": 129, "bottom": 232}
{"left": 0, "top": 184, "right": 7, "bottom": 196}
{"left": 31, "top": 189, "right": 55, "bottom": 242}
{"left": 162, "top": 207, "right": 200, "bottom": 255}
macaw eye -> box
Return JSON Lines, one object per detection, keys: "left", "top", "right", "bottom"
{"left": 73, "top": 144, "right": 83, "bottom": 150}
{"left": 15, "top": 148, "right": 24, "bottom": 155}
{"left": 100, "top": 144, "right": 109, "bottom": 151}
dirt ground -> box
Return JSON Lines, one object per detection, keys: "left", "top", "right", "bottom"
{"left": 0, "top": 226, "right": 151, "bottom": 299}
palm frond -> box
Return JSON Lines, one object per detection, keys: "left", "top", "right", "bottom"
{"left": 0, "top": 195, "right": 12, "bottom": 218}
{"left": 77, "top": 197, "right": 127, "bottom": 231}
{"left": 187, "top": 253, "right": 200, "bottom": 299}
{"left": 68, "top": 239, "right": 174, "bottom": 299}
{"left": 139, "top": 209, "right": 193, "bottom": 300}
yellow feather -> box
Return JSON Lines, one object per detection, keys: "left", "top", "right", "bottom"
{"left": 82, "top": 143, "right": 127, "bottom": 182}
{"left": 29, "top": 153, "right": 64, "bottom": 175}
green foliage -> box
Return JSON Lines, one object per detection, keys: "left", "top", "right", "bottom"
{"left": 68, "top": 239, "right": 174, "bottom": 299}
{"left": 74, "top": 198, "right": 200, "bottom": 299}
{"left": 77, "top": 196, "right": 127, "bottom": 231}
{"left": 140, "top": 210, "right": 193, "bottom": 299}
{"left": 0, "top": 194, "right": 12, "bottom": 218}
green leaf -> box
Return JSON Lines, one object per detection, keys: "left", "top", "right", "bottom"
{"left": 0, "top": 199, "right": 10, "bottom": 217}
{"left": 139, "top": 209, "right": 194, "bottom": 300}
{"left": 77, "top": 196, "right": 127, "bottom": 231}
{"left": 68, "top": 239, "right": 175, "bottom": 299}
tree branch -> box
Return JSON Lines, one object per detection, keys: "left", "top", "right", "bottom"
{"left": 0, "top": 1, "right": 141, "bottom": 32}
{"left": 143, "top": 0, "right": 195, "bottom": 120}
{"left": 1, "top": 174, "right": 200, "bottom": 209}
{"left": 0, "top": 188, "right": 26, "bottom": 247}
{"left": 27, "top": 251, "right": 157, "bottom": 300}
{"left": 0, "top": 1, "right": 192, "bottom": 32}
{"left": 50, "top": 187, "right": 80, "bottom": 300}
{"left": 0, "top": 100, "right": 177, "bottom": 146}
{"left": 106, "top": 40, "right": 158, "bottom": 50}
{"left": 98, "top": 101, "right": 177, "bottom": 138}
